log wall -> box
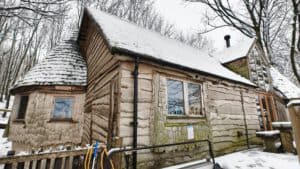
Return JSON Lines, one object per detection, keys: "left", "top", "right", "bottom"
{"left": 79, "top": 15, "right": 262, "bottom": 168}
{"left": 79, "top": 20, "right": 120, "bottom": 145}
{"left": 206, "top": 82, "right": 261, "bottom": 155}
{"left": 117, "top": 59, "right": 261, "bottom": 168}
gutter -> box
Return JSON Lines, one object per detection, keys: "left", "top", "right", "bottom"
{"left": 132, "top": 56, "right": 139, "bottom": 169}
{"left": 111, "top": 47, "right": 256, "bottom": 88}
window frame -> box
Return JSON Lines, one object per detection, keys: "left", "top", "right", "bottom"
{"left": 186, "top": 81, "right": 204, "bottom": 117}
{"left": 166, "top": 79, "right": 186, "bottom": 115}
{"left": 15, "top": 95, "right": 29, "bottom": 121}
{"left": 51, "top": 96, "right": 74, "bottom": 121}
{"left": 166, "top": 78, "right": 205, "bottom": 117}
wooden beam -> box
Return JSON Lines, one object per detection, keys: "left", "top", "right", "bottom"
{"left": 0, "top": 109, "right": 12, "bottom": 112}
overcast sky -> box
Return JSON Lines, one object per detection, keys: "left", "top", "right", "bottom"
{"left": 154, "top": 0, "right": 247, "bottom": 51}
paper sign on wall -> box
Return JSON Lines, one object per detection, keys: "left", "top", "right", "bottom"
{"left": 187, "top": 125, "right": 194, "bottom": 140}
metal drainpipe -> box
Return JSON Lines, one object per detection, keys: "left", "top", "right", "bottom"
{"left": 240, "top": 90, "right": 250, "bottom": 149}
{"left": 132, "top": 56, "right": 139, "bottom": 169}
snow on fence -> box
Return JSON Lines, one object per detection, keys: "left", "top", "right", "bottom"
{"left": 0, "top": 148, "right": 95, "bottom": 169}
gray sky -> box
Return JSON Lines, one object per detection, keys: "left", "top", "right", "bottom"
{"left": 154, "top": 0, "right": 247, "bottom": 51}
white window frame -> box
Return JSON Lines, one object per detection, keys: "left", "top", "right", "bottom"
{"left": 166, "top": 78, "right": 205, "bottom": 117}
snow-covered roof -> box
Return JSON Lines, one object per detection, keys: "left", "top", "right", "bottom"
{"left": 270, "top": 67, "right": 300, "bottom": 99}
{"left": 86, "top": 8, "right": 254, "bottom": 86}
{"left": 213, "top": 38, "right": 256, "bottom": 64}
{"left": 12, "top": 32, "right": 87, "bottom": 91}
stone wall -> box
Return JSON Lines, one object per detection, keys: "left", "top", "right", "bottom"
{"left": 248, "top": 45, "right": 272, "bottom": 91}
{"left": 9, "top": 91, "right": 85, "bottom": 152}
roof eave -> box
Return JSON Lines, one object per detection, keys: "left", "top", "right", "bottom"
{"left": 111, "top": 46, "right": 256, "bottom": 88}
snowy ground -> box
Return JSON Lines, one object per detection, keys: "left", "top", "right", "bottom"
{"left": 0, "top": 129, "right": 11, "bottom": 157}
{"left": 216, "top": 148, "right": 299, "bottom": 169}
{"left": 0, "top": 98, "right": 13, "bottom": 157}
{"left": 0, "top": 97, "right": 13, "bottom": 125}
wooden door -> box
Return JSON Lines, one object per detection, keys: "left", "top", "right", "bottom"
{"left": 257, "top": 93, "right": 278, "bottom": 131}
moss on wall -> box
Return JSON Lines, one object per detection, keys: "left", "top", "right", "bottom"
{"left": 225, "top": 58, "right": 250, "bottom": 79}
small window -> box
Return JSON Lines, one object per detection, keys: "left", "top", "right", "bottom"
{"left": 17, "top": 95, "right": 29, "bottom": 119}
{"left": 52, "top": 97, "right": 73, "bottom": 119}
{"left": 167, "top": 79, "right": 185, "bottom": 115}
{"left": 187, "top": 83, "right": 202, "bottom": 115}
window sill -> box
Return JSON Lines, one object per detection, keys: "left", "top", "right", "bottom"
{"left": 166, "top": 115, "right": 206, "bottom": 119}
{"left": 47, "top": 119, "right": 78, "bottom": 123}
{"left": 13, "top": 119, "right": 25, "bottom": 123}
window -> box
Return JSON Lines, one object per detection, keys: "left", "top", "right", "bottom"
{"left": 167, "top": 79, "right": 204, "bottom": 116}
{"left": 52, "top": 97, "right": 73, "bottom": 119}
{"left": 188, "top": 83, "right": 202, "bottom": 115}
{"left": 17, "top": 95, "right": 29, "bottom": 119}
{"left": 167, "top": 79, "right": 185, "bottom": 115}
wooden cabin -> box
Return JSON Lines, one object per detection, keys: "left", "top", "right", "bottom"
{"left": 8, "top": 7, "right": 300, "bottom": 168}
{"left": 77, "top": 8, "right": 262, "bottom": 168}
{"left": 9, "top": 34, "right": 87, "bottom": 151}
{"left": 213, "top": 36, "right": 300, "bottom": 131}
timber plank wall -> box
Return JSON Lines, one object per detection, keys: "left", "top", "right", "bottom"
{"left": 79, "top": 17, "right": 262, "bottom": 168}
{"left": 79, "top": 19, "right": 120, "bottom": 145}
{"left": 117, "top": 60, "right": 262, "bottom": 168}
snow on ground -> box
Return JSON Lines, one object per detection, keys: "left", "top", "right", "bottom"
{"left": 216, "top": 148, "right": 299, "bottom": 169}
{"left": 0, "top": 97, "right": 13, "bottom": 125}
{"left": 0, "top": 129, "right": 11, "bottom": 157}
{"left": 0, "top": 97, "right": 13, "bottom": 157}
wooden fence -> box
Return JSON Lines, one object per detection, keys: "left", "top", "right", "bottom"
{"left": 0, "top": 148, "right": 89, "bottom": 169}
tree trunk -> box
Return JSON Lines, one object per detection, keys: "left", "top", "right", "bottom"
{"left": 291, "top": 0, "right": 300, "bottom": 84}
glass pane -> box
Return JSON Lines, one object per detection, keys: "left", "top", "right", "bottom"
{"left": 17, "top": 95, "right": 29, "bottom": 119}
{"left": 167, "top": 79, "right": 184, "bottom": 115}
{"left": 188, "top": 83, "right": 202, "bottom": 115}
{"left": 53, "top": 98, "right": 73, "bottom": 119}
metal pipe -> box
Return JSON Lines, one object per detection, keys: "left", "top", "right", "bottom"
{"left": 240, "top": 90, "right": 250, "bottom": 149}
{"left": 107, "top": 139, "right": 215, "bottom": 164}
{"left": 208, "top": 140, "right": 215, "bottom": 165}
{"left": 132, "top": 56, "right": 139, "bottom": 169}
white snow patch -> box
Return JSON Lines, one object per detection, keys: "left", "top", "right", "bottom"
{"left": 212, "top": 38, "right": 256, "bottom": 64}
{"left": 272, "top": 121, "right": 292, "bottom": 128}
{"left": 0, "top": 97, "right": 14, "bottom": 125}
{"left": 0, "top": 129, "right": 12, "bottom": 157}
{"left": 256, "top": 130, "right": 280, "bottom": 136}
{"left": 216, "top": 148, "right": 299, "bottom": 169}
{"left": 270, "top": 67, "right": 300, "bottom": 99}
{"left": 275, "top": 141, "right": 282, "bottom": 148}
{"left": 288, "top": 99, "right": 300, "bottom": 107}
{"left": 87, "top": 8, "right": 254, "bottom": 86}
{"left": 0, "top": 98, "right": 13, "bottom": 158}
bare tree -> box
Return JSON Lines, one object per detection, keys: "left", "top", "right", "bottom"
{"left": 290, "top": 0, "right": 300, "bottom": 83}
{"left": 192, "top": 0, "right": 289, "bottom": 60}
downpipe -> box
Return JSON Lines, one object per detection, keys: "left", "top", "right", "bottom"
{"left": 132, "top": 56, "right": 139, "bottom": 169}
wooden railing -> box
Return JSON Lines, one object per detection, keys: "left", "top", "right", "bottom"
{"left": 0, "top": 109, "right": 12, "bottom": 112}
{"left": 0, "top": 148, "right": 90, "bottom": 169}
